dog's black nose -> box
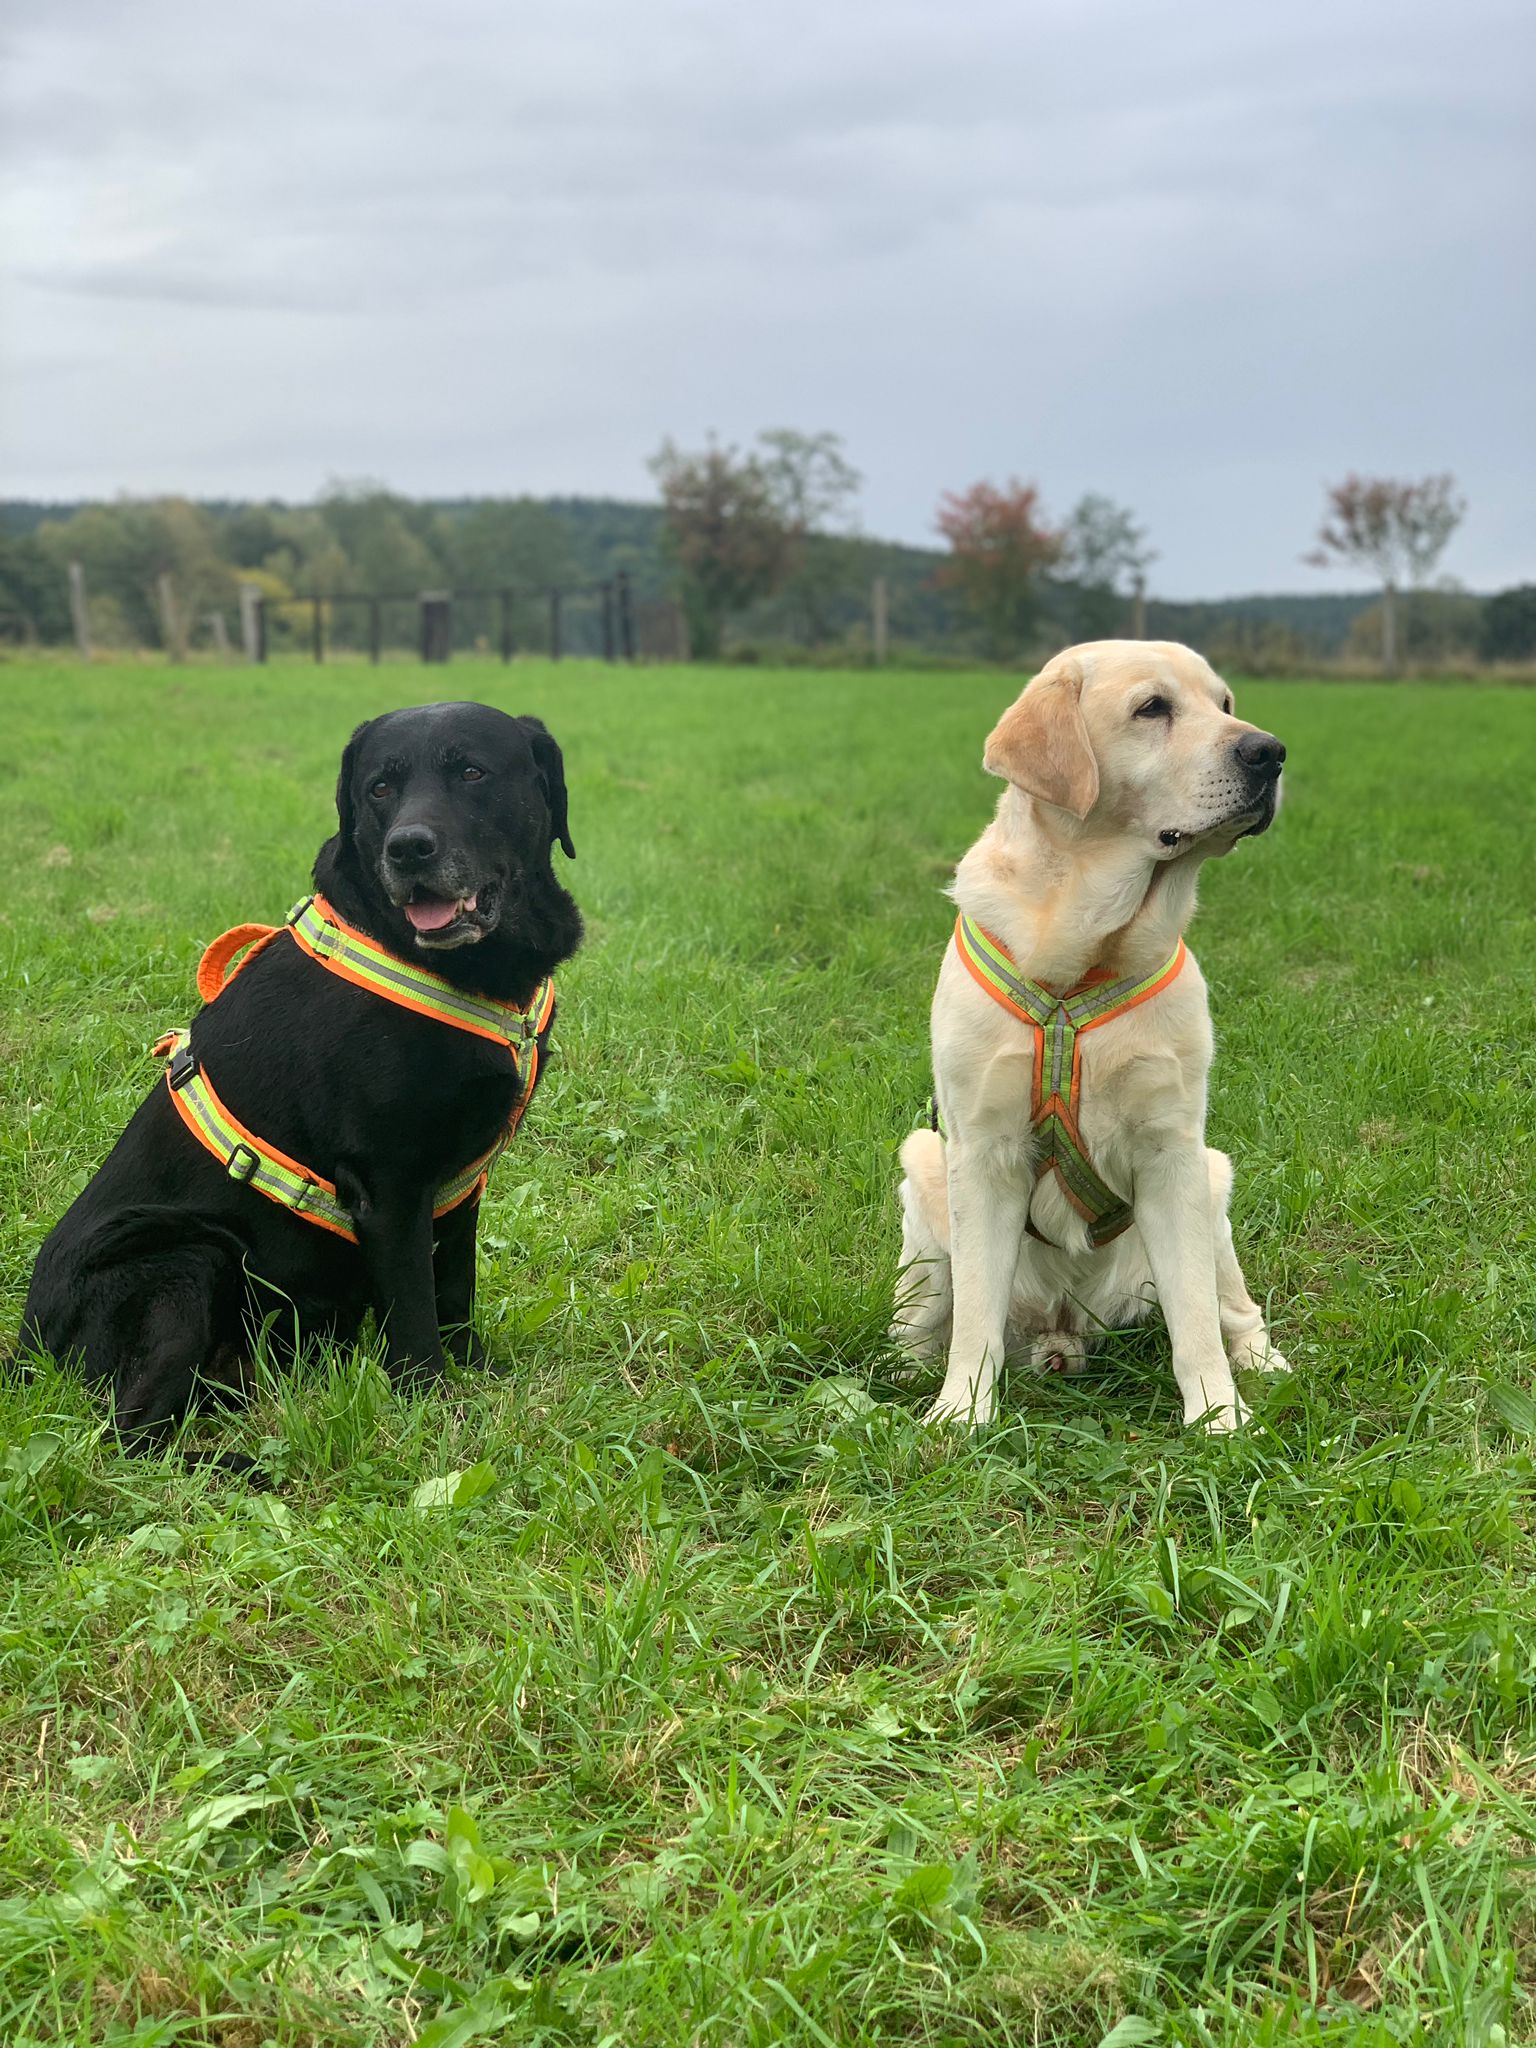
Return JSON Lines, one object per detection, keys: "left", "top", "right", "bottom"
{"left": 385, "top": 822, "right": 439, "bottom": 866}
{"left": 1235, "top": 730, "right": 1286, "bottom": 777}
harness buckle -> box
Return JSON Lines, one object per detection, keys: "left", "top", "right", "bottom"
{"left": 289, "top": 894, "right": 338, "bottom": 961}
{"left": 516, "top": 985, "right": 551, "bottom": 1044}
{"left": 226, "top": 1143, "right": 259, "bottom": 1185}
{"left": 167, "top": 1042, "right": 198, "bottom": 1091}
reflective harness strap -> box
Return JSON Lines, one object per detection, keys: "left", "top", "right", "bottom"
{"left": 152, "top": 1029, "right": 359, "bottom": 1240}
{"left": 953, "top": 913, "right": 1186, "bottom": 1248}
{"left": 153, "top": 897, "right": 557, "bottom": 1242}
{"left": 287, "top": 895, "right": 536, "bottom": 1048}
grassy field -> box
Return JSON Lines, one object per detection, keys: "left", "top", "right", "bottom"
{"left": 1, "top": 656, "right": 1533, "bottom": 2048}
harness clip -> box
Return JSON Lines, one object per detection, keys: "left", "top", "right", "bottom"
{"left": 293, "top": 897, "right": 338, "bottom": 960}
{"left": 226, "top": 1143, "right": 259, "bottom": 1185}
{"left": 167, "top": 1042, "right": 198, "bottom": 1091}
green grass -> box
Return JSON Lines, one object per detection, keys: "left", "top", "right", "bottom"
{"left": 1, "top": 656, "right": 1534, "bottom": 2048}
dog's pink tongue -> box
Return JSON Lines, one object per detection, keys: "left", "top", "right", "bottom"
{"left": 405, "top": 896, "right": 458, "bottom": 932}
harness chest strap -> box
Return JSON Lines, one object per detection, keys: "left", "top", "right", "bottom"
{"left": 204, "top": 894, "right": 545, "bottom": 1052}
{"left": 153, "top": 893, "right": 555, "bottom": 1245}
{"left": 952, "top": 912, "right": 1186, "bottom": 1248}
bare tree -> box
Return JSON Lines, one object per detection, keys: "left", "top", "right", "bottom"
{"left": 756, "top": 429, "right": 862, "bottom": 645}
{"left": 757, "top": 429, "right": 861, "bottom": 536}
{"left": 1305, "top": 474, "right": 1465, "bottom": 673}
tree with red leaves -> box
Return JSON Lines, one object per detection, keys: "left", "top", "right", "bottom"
{"left": 1305, "top": 473, "right": 1465, "bottom": 674}
{"left": 936, "top": 480, "right": 1063, "bottom": 658}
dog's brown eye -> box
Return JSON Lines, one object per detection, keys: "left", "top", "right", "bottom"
{"left": 1134, "top": 696, "right": 1171, "bottom": 720}
{"left": 370, "top": 779, "right": 391, "bottom": 799}
{"left": 461, "top": 766, "right": 485, "bottom": 782}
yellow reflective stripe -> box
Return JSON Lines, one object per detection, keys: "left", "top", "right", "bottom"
{"left": 162, "top": 1040, "right": 532, "bottom": 1241}
{"left": 950, "top": 914, "right": 1184, "bottom": 1248}
{"left": 956, "top": 916, "right": 1056, "bottom": 1025}
{"left": 1064, "top": 955, "right": 1178, "bottom": 1026}
{"left": 288, "top": 897, "right": 542, "bottom": 1047}
{"left": 435, "top": 1156, "right": 492, "bottom": 1215}
{"left": 156, "top": 918, "right": 557, "bottom": 1244}
{"left": 164, "top": 1052, "right": 360, "bottom": 1241}
{"left": 959, "top": 913, "right": 1180, "bottom": 1028}
{"left": 1052, "top": 1121, "right": 1122, "bottom": 1214}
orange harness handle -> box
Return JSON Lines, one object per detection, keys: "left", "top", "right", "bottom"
{"left": 195, "top": 923, "right": 284, "bottom": 1005}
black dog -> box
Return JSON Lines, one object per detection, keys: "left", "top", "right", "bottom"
{"left": 20, "top": 701, "right": 582, "bottom": 1448}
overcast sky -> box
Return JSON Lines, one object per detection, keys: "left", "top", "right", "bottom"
{"left": 2, "top": 0, "right": 1530, "bottom": 595}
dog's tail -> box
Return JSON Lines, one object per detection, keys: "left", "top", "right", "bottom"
{"left": 17, "top": 1207, "right": 250, "bottom": 1381}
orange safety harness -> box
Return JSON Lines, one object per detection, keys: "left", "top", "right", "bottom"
{"left": 150, "top": 894, "right": 555, "bottom": 1244}
{"left": 951, "top": 912, "right": 1186, "bottom": 1247}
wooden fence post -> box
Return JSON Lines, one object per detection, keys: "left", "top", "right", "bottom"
{"left": 254, "top": 598, "right": 268, "bottom": 663}
{"left": 68, "top": 560, "right": 92, "bottom": 661}
{"left": 157, "top": 573, "right": 187, "bottom": 662}
{"left": 420, "top": 592, "right": 452, "bottom": 663}
{"left": 1130, "top": 573, "right": 1147, "bottom": 640}
{"left": 617, "top": 570, "right": 635, "bottom": 662}
{"left": 238, "top": 583, "right": 263, "bottom": 662}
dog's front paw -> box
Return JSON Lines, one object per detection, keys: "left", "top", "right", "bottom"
{"left": 925, "top": 1382, "right": 996, "bottom": 1430}
{"left": 386, "top": 1350, "right": 447, "bottom": 1395}
{"left": 1253, "top": 1339, "right": 1290, "bottom": 1376}
{"left": 1183, "top": 1392, "right": 1247, "bottom": 1433}
{"left": 1178, "top": 1361, "right": 1246, "bottom": 1433}
{"left": 1228, "top": 1326, "right": 1290, "bottom": 1376}
{"left": 445, "top": 1326, "right": 489, "bottom": 1373}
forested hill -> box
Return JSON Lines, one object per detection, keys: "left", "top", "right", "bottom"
{"left": 1, "top": 491, "right": 1387, "bottom": 656}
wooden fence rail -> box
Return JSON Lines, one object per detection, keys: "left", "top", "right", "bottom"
{"left": 251, "top": 574, "right": 636, "bottom": 665}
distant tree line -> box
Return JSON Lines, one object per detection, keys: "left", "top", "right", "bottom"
{"left": 1, "top": 454, "right": 1529, "bottom": 669}
{"left": 0, "top": 486, "right": 657, "bottom": 660}
{"left": 650, "top": 439, "right": 1166, "bottom": 661}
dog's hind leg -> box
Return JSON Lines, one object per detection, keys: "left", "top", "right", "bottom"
{"left": 890, "top": 1128, "right": 953, "bottom": 1360}
{"left": 90, "top": 1248, "right": 251, "bottom": 1454}
{"left": 1208, "top": 1149, "right": 1290, "bottom": 1376}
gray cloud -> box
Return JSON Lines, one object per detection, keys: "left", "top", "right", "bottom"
{"left": 1, "top": 0, "right": 1530, "bottom": 591}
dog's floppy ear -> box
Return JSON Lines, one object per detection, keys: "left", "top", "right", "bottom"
{"left": 982, "top": 652, "right": 1098, "bottom": 819}
{"left": 333, "top": 717, "right": 375, "bottom": 845}
{"left": 314, "top": 717, "right": 374, "bottom": 892}
{"left": 520, "top": 716, "right": 575, "bottom": 859}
